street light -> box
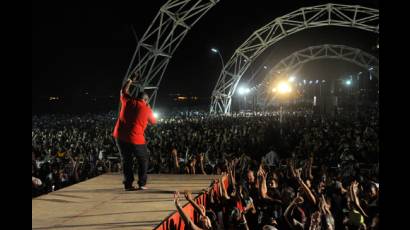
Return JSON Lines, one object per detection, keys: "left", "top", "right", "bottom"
{"left": 211, "top": 48, "right": 225, "bottom": 69}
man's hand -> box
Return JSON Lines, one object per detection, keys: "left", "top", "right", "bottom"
{"left": 352, "top": 181, "right": 359, "bottom": 195}
{"left": 294, "top": 168, "right": 302, "bottom": 179}
{"left": 171, "top": 148, "right": 178, "bottom": 158}
{"left": 174, "top": 191, "right": 181, "bottom": 205}
{"left": 184, "top": 191, "right": 194, "bottom": 201}
{"left": 132, "top": 73, "right": 139, "bottom": 81}
{"left": 122, "top": 78, "right": 134, "bottom": 95}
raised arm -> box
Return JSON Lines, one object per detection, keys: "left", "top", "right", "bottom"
{"left": 351, "top": 181, "right": 368, "bottom": 218}
{"left": 184, "top": 191, "right": 206, "bottom": 216}
{"left": 121, "top": 79, "right": 133, "bottom": 96}
{"left": 257, "top": 165, "right": 271, "bottom": 200}
{"left": 174, "top": 192, "right": 203, "bottom": 230}
{"left": 227, "top": 163, "right": 237, "bottom": 197}
{"left": 295, "top": 168, "right": 317, "bottom": 205}
{"left": 307, "top": 155, "right": 314, "bottom": 181}
{"left": 320, "top": 194, "right": 333, "bottom": 216}
{"left": 198, "top": 153, "right": 206, "bottom": 175}
{"left": 284, "top": 195, "right": 305, "bottom": 229}
{"left": 288, "top": 159, "right": 298, "bottom": 178}
{"left": 190, "top": 158, "right": 197, "bottom": 175}
{"left": 220, "top": 174, "right": 230, "bottom": 200}
{"left": 171, "top": 148, "right": 180, "bottom": 173}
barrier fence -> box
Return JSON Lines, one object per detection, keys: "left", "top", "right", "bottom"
{"left": 155, "top": 175, "right": 240, "bottom": 230}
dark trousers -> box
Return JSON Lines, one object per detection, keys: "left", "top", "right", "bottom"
{"left": 116, "top": 139, "right": 148, "bottom": 187}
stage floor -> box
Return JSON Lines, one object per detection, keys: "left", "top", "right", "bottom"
{"left": 32, "top": 173, "right": 220, "bottom": 229}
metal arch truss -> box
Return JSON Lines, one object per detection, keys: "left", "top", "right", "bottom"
{"left": 255, "top": 44, "right": 379, "bottom": 106}
{"left": 210, "top": 3, "right": 379, "bottom": 114}
{"left": 123, "top": 0, "right": 218, "bottom": 108}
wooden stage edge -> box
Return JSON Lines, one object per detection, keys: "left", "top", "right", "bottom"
{"left": 32, "top": 173, "right": 220, "bottom": 230}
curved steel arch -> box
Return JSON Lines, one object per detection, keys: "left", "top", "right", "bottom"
{"left": 123, "top": 0, "right": 219, "bottom": 108}
{"left": 254, "top": 44, "right": 379, "bottom": 105}
{"left": 210, "top": 3, "right": 379, "bottom": 114}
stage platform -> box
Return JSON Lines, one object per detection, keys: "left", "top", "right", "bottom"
{"left": 32, "top": 173, "right": 220, "bottom": 229}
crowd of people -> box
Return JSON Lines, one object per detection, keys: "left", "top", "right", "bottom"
{"left": 167, "top": 108, "right": 379, "bottom": 229}
{"left": 32, "top": 106, "right": 378, "bottom": 229}
{"left": 173, "top": 153, "right": 379, "bottom": 229}
{"left": 32, "top": 112, "right": 121, "bottom": 196}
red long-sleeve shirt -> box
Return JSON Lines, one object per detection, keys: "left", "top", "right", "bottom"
{"left": 112, "top": 92, "right": 156, "bottom": 144}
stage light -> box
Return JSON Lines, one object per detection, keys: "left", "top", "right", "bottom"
{"left": 153, "top": 112, "right": 160, "bottom": 119}
{"left": 277, "top": 82, "right": 292, "bottom": 94}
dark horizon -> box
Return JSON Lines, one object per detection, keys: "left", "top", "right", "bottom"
{"left": 32, "top": 0, "right": 379, "bottom": 113}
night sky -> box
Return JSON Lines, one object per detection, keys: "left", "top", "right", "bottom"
{"left": 32, "top": 0, "right": 379, "bottom": 112}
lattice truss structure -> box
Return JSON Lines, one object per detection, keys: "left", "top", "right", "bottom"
{"left": 254, "top": 44, "right": 379, "bottom": 105}
{"left": 210, "top": 3, "right": 379, "bottom": 114}
{"left": 124, "top": 0, "right": 218, "bottom": 108}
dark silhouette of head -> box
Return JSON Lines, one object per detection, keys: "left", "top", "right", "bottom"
{"left": 137, "top": 91, "right": 149, "bottom": 103}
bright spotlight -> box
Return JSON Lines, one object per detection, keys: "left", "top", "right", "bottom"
{"left": 153, "top": 111, "right": 159, "bottom": 119}
{"left": 345, "top": 80, "right": 352, "bottom": 85}
{"left": 211, "top": 48, "right": 218, "bottom": 53}
{"left": 238, "top": 86, "right": 250, "bottom": 95}
{"left": 288, "top": 76, "right": 296, "bottom": 82}
{"left": 277, "top": 82, "right": 292, "bottom": 94}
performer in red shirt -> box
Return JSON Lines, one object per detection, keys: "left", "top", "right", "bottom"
{"left": 113, "top": 78, "right": 156, "bottom": 191}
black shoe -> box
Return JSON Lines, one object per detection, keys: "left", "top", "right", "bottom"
{"left": 124, "top": 186, "right": 138, "bottom": 191}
